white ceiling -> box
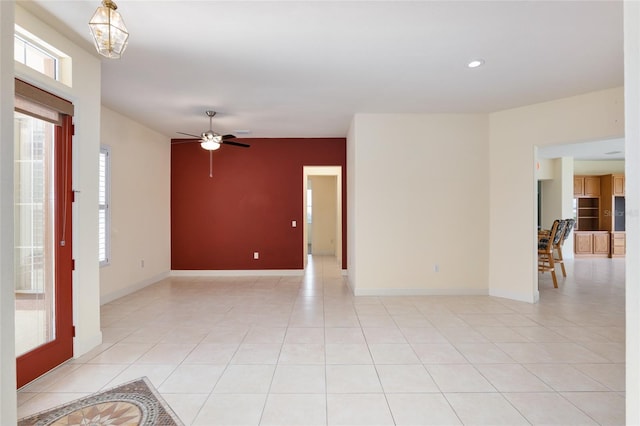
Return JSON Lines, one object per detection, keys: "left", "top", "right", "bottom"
{"left": 538, "top": 138, "right": 625, "bottom": 161}
{"left": 20, "top": 0, "right": 623, "bottom": 142}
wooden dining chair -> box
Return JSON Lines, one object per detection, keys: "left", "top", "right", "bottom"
{"left": 553, "top": 218, "right": 575, "bottom": 277}
{"left": 538, "top": 219, "right": 566, "bottom": 288}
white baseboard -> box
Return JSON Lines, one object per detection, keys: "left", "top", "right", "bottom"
{"left": 353, "top": 288, "right": 489, "bottom": 297}
{"left": 100, "top": 271, "right": 170, "bottom": 305}
{"left": 170, "top": 269, "right": 305, "bottom": 277}
{"left": 489, "top": 288, "right": 538, "bottom": 303}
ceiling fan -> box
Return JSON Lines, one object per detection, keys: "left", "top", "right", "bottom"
{"left": 175, "top": 110, "right": 250, "bottom": 178}
{"left": 176, "top": 110, "right": 250, "bottom": 150}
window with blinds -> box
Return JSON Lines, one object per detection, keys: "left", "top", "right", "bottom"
{"left": 99, "top": 146, "right": 111, "bottom": 266}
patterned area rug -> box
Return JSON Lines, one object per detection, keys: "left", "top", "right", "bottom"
{"left": 18, "top": 377, "right": 184, "bottom": 426}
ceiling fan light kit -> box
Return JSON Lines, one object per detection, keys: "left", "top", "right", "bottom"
{"left": 89, "top": 0, "right": 129, "bottom": 59}
{"left": 201, "top": 140, "right": 221, "bottom": 151}
{"left": 199, "top": 111, "right": 223, "bottom": 150}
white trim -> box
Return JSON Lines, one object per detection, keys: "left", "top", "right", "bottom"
{"left": 353, "top": 288, "right": 489, "bottom": 297}
{"left": 100, "top": 271, "right": 170, "bottom": 305}
{"left": 73, "top": 330, "right": 102, "bottom": 359}
{"left": 171, "top": 269, "right": 305, "bottom": 277}
{"left": 303, "top": 166, "right": 343, "bottom": 270}
{"left": 489, "top": 288, "right": 538, "bottom": 304}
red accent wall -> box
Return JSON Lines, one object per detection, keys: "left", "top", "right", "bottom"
{"left": 171, "top": 138, "right": 346, "bottom": 270}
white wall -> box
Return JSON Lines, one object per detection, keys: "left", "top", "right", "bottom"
{"left": 540, "top": 161, "right": 563, "bottom": 230}
{"left": 346, "top": 120, "right": 357, "bottom": 288}
{"left": 348, "top": 114, "right": 489, "bottom": 295}
{"left": 540, "top": 157, "right": 574, "bottom": 229}
{"left": 2, "top": 2, "right": 101, "bottom": 421}
{"left": 15, "top": 5, "right": 103, "bottom": 357}
{"left": 624, "top": 1, "right": 640, "bottom": 422}
{"left": 489, "top": 87, "right": 624, "bottom": 303}
{"left": 0, "top": 2, "right": 17, "bottom": 424}
{"left": 535, "top": 158, "right": 555, "bottom": 180}
{"left": 574, "top": 160, "right": 625, "bottom": 175}
{"left": 310, "top": 176, "right": 337, "bottom": 255}
{"left": 99, "top": 107, "right": 171, "bottom": 304}
{"left": 307, "top": 178, "right": 312, "bottom": 247}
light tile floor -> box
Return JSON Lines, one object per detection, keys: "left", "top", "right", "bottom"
{"left": 17, "top": 256, "right": 625, "bottom": 425}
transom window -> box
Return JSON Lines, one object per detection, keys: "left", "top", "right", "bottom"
{"left": 14, "top": 25, "right": 70, "bottom": 85}
{"left": 14, "top": 34, "right": 58, "bottom": 80}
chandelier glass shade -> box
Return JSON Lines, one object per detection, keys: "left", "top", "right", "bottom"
{"left": 89, "top": 0, "right": 129, "bottom": 59}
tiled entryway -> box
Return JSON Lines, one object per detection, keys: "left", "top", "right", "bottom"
{"left": 18, "top": 256, "right": 625, "bottom": 425}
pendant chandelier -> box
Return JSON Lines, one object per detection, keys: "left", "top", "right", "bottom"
{"left": 88, "top": 0, "right": 129, "bottom": 59}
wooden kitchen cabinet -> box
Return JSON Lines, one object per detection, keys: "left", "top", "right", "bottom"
{"left": 573, "top": 177, "right": 584, "bottom": 197}
{"left": 574, "top": 232, "right": 593, "bottom": 255}
{"left": 574, "top": 176, "right": 601, "bottom": 197}
{"left": 584, "top": 176, "right": 601, "bottom": 196}
{"left": 611, "top": 232, "right": 626, "bottom": 257}
{"left": 593, "top": 232, "right": 610, "bottom": 255}
{"left": 574, "top": 231, "right": 609, "bottom": 257}
{"left": 612, "top": 174, "right": 625, "bottom": 196}
{"left": 573, "top": 174, "right": 624, "bottom": 257}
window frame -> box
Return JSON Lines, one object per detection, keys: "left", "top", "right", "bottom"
{"left": 14, "top": 33, "right": 60, "bottom": 81}
{"left": 99, "top": 145, "right": 111, "bottom": 267}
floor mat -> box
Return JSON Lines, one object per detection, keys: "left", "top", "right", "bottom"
{"left": 18, "top": 377, "right": 183, "bottom": 426}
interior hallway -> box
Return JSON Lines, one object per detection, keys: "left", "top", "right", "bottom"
{"left": 17, "top": 256, "right": 624, "bottom": 425}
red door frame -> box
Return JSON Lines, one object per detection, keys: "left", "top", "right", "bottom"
{"left": 16, "top": 115, "right": 74, "bottom": 388}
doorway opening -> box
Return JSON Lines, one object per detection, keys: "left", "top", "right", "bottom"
{"left": 303, "top": 166, "right": 342, "bottom": 270}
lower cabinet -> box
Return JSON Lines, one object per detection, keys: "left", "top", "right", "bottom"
{"left": 574, "top": 231, "right": 610, "bottom": 257}
{"left": 611, "top": 232, "right": 626, "bottom": 257}
{"left": 574, "top": 233, "right": 592, "bottom": 255}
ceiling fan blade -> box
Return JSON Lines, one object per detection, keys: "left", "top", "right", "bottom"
{"left": 171, "top": 139, "right": 200, "bottom": 145}
{"left": 222, "top": 140, "right": 251, "bottom": 148}
{"left": 176, "top": 131, "right": 201, "bottom": 138}
{"left": 221, "top": 134, "right": 237, "bottom": 140}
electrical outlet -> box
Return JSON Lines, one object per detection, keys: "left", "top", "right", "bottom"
{"left": 292, "top": 220, "right": 297, "bottom": 227}
{"left": 141, "top": 259, "right": 145, "bottom": 268}
{"left": 434, "top": 264, "right": 439, "bottom": 272}
{"left": 254, "top": 252, "right": 259, "bottom": 260}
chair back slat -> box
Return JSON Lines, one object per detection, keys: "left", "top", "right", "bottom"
{"left": 552, "top": 219, "right": 567, "bottom": 246}
{"left": 560, "top": 218, "right": 575, "bottom": 244}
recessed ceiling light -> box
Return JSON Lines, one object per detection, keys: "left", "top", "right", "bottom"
{"left": 605, "top": 150, "right": 622, "bottom": 155}
{"left": 467, "top": 59, "right": 485, "bottom": 68}
{"left": 234, "top": 130, "right": 252, "bottom": 135}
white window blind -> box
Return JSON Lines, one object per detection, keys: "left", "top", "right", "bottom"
{"left": 99, "top": 146, "right": 111, "bottom": 266}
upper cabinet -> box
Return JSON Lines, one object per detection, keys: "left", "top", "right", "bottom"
{"left": 612, "top": 174, "right": 625, "bottom": 196}
{"left": 573, "top": 177, "right": 583, "bottom": 197}
{"left": 574, "top": 175, "right": 601, "bottom": 197}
